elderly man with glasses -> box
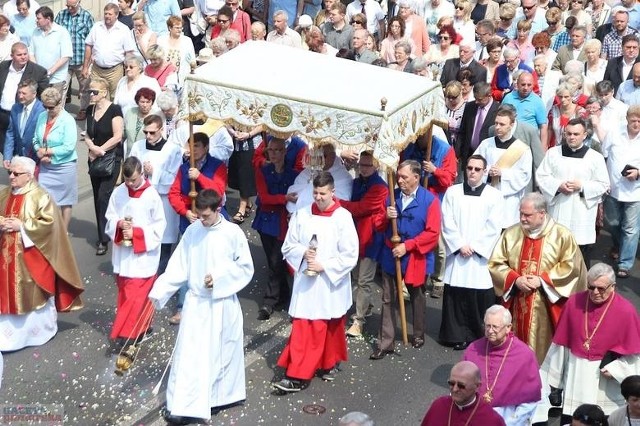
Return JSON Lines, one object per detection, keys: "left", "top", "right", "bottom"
{"left": 463, "top": 305, "right": 541, "bottom": 426}
{"left": 420, "top": 360, "right": 507, "bottom": 425}
{"left": 533, "top": 262, "right": 640, "bottom": 424}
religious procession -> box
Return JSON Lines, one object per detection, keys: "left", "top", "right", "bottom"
{"left": 0, "top": 0, "right": 640, "bottom": 424}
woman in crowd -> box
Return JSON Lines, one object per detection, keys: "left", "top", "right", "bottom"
{"left": 124, "top": 88, "right": 159, "bottom": 155}
{"left": 113, "top": 54, "right": 161, "bottom": 115}
{"left": 33, "top": 87, "right": 78, "bottom": 231}
{"left": 209, "top": 37, "right": 228, "bottom": 56}
{"left": 586, "top": 0, "right": 611, "bottom": 38}
{"left": 534, "top": 54, "right": 562, "bottom": 113}
{"left": 306, "top": 26, "right": 338, "bottom": 55}
{"left": 398, "top": 0, "right": 429, "bottom": 57}
{"left": 13, "top": 0, "right": 36, "bottom": 45}
{"left": 224, "top": 29, "right": 241, "bottom": 50}
{"left": 423, "top": 25, "right": 458, "bottom": 67}
{"left": 228, "top": 125, "right": 261, "bottom": 224}
{"left": 84, "top": 77, "right": 124, "bottom": 256}
{"left": 117, "top": 0, "right": 135, "bottom": 29}
{"left": 584, "top": 39, "right": 607, "bottom": 88}
{"left": 470, "top": 0, "right": 499, "bottom": 24}
{"left": 380, "top": 17, "right": 415, "bottom": 64}
{"left": 157, "top": 16, "right": 196, "bottom": 86}
{"left": 0, "top": 15, "right": 19, "bottom": 61}
{"left": 482, "top": 37, "right": 503, "bottom": 84}
{"left": 507, "top": 20, "right": 535, "bottom": 67}
{"left": 132, "top": 12, "right": 157, "bottom": 66}
{"left": 496, "top": 2, "right": 516, "bottom": 40}
{"left": 608, "top": 375, "right": 640, "bottom": 426}
{"left": 210, "top": 6, "right": 234, "bottom": 40}
{"left": 365, "top": 34, "right": 379, "bottom": 55}
{"left": 350, "top": 13, "right": 366, "bottom": 32}
{"left": 453, "top": 0, "right": 475, "bottom": 44}
{"left": 457, "top": 68, "right": 476, "bottom": 102}
{"left": 547, "top": 83, "right": 584, "bottom": 150}
{"left": 532, "top": 32, "right": 557, "bottom": 72}
{"left": 144, "top": 44, "right": 179, "bottom": 90}
{"left": 562, "top": 0, "right": 591, "bottom": 34}
{"left": 444, "top": 81, "right": 466, "bottom": 147}
{"left": 388, "top": 41, "right": 414, "bottom": 73}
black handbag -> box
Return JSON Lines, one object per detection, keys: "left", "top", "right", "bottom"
{"left": 88, "top": 149, "right": 116, "bottom": 177}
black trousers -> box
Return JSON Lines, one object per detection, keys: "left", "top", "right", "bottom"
{"left": 259, "top": 231, "right": 290, "bottom": 308}
{"left": 0, "top": 109, "right": 10, "bottom": 155}
{"left": 90, "top": 159, "right": 120, "bottom": 244}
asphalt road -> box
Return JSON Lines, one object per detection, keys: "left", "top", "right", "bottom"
{"left": 0, "top": 100, "right": 638, "bottom": 426}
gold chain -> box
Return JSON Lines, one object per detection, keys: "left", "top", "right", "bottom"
{"left": 447, "top": 396, "right": 481, "bottom": 426}
{"left": 483, "top": 335, "right": 514, "bottom": 403}
{"left": 583, "top": 293, "right": 615, "bottom": 351}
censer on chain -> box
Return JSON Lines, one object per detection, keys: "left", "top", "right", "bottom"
{"left": 113, "top": 301, "right": 154, "bottom": 376}
{"left": 114, "top": 344, "right": 139, "bottom": 376}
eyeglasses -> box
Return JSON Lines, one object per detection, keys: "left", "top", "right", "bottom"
{"left": 87, "top": 89, "right": 100, "bottom": 95}
{"left": 522, "top": 4, "right": 536, "bottom": 10}
{"left": 7, "top": 170, "right": 28, "bottom": 176}
{"left": 547, "top": 20, "right": 559, "bottom": 25}
{"left": 484, "top": 324, "right": 506, "bottom": 331}
{"left": 500, "top": 16, "right": 510, "bottom": 20}
{"left": 351, "top": 20, "right": 364, "bottom": 24}
{"left": 466, "top": 166, "right": 483, "bottom": 172}
{"left": 44, "top": 103, "right": 59, "bottom": 110}
{"left": 571, "top": 0, "right": 583, "bottom": 3}
{"left": 586, "top": 107, "right": 601, "bottom": 113}
{"left": 143, "top": 130, "right": 158, "bottom": 135}
{"left": 447, "top": 380, "right": 467, "bottom": 389}
{"left": 587, "top": 282, "right": 615, "bottom": 292}
{"left": 217, "top": 18, "right": 230, "bottom": 23}
{"left": 226, "top": 1, "right": 238, "bottom": 4}
{"left": 359, "top": 163, "right": 375, "bottom": 168}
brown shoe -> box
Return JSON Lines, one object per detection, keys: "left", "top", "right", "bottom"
{"left": 75, "top": 110, "right": 87, "bottom": 121}
{"left": 346, "top": 322, "right": 362, "bottom": 337}
{"left": 430, "top": 286, "right": 444, "bottom": 299}
{"left": 168, "top": 311, "right": 181, "bottom": 325}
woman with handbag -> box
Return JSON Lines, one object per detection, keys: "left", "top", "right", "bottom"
{"left": 33, "top": 87, "right": 78, "bottom": 232}
{"left": 85, "top": 77, "right": 125, "bottom": 256}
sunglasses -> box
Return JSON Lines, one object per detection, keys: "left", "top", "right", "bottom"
{"left": 217, "top": 18, "right": 230, "bottom": 23}
{"left": 7, "top": 170, "right": 28, "bottom": 176}
{"left": 439, "top": 35, "right": 450, "bottom": 40}
{"left": 447, "top": 380, "right": 467, "bottom": 389}
{"left": 466, "top": 166, "right": 483, "bottom": 172}
{"left": 143, "top": 130, "right": 158, "bottom": 135}
{"left": 87, "top": 89, "right": 101, "bottom": 95}
{"left": 522, "top": 5, "right": 536, "bottom": 10}
{"left": 351, "top": 20, "right": 363, "bottom": 24}
{"left": 44, "top": 103, "right": 59, "bottom": 110}
{"left": 587, "top": 283, "right": 614, "bottom": 292}
{"left": 500, "top": 16, "right": 510, "bottom": 20}
{"left": 455, "top": 6, "right": 465, "bottom": 10}
{"left": 547, "top": 20, "right": 559, "bottom": 25}
{"left": 446, "top": 95, "right": 459, "bottom": 100}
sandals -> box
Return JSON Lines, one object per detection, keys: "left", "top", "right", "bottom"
{"left": 232, "top": 211, "right": 245, "bottom": 224}
{"left": 617, "top": 269, "right": 630, "bottom": 279}
{"left": 244, "top": 204, "right": 254, "bottom": 218}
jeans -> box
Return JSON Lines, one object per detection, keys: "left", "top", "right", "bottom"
{"left": 603, "top": 195, "right": 640, "bottom": 270}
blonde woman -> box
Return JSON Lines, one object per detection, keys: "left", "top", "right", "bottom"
{"left": 132, "top": 11, "right": 157, "bottom": 65}
{"left": 453, "top": 0, "right": 475, "bottom": 44}
{"left": 144, "top": 44, "right": 179, "bottom": 90}
{"left": 444, "top": 81, "right": 466, "bottom": 146}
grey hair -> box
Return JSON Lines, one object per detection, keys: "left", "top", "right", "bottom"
{"left": 521, "top": 192, "right": 547, "bottom": 212}
{"left": 11, "top": 156, "right": 36, "bottom": 175}
{"left": 17, "top": 78, "right": 37, "bottom": 94}
{"left": 339, "top": 411, "right": 374, "bottom": 426}
{"left": 146, "top": 44, "right": 165, "bottom": 60}
{"left": 224, "top": 28, "right": 241, "bottom": 47}
{"left": 502, "top": 46, "right": 519, "bottom": 59}
{"left": 210, "top": 37, "right": 228, "bottom": 55}
{"left": 41, "top": 87, "right": 62, "bottom": 105}
{"left": 484, "top": 304, "right": 512, "bottom": 326}
{"left": 587, "top": 262, "right": 616, "bottom": 285}
{"left": 564, "top": 59, "right": 583, "bottom": 75}
{"left": 156, "top": 91, "right": 178, "bottom": 111}
{"left": 412, "top": 56, "right": 428, "bottom": 72}
{"left": 584, "top": 38, "right": 602, "bottom": 52}
{"left": 124, "top": 54, "right": 144, "bottom": 71}
{"left": 398, "top": 0, "right": 416, "bottom": 12}
{"left": 273, "top": 9, "right": 289, "bottom": 22}
{"left": 533, "top": 54, "right": 547, "bottom": 64}
{"left": 555, "top": 82, "right": 573, "bottom": 96}
{"left": 395, "top": 40, "right": 412, "bottom": 55}
{"left": 571, "top": 25, "right": 588, "bottom": 36}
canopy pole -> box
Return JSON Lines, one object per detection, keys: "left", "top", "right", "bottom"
{"left": 422, "top": 119, "right": 449, "bottom": 189}
{"left": 188, "top": 120, "right": 197, "bottom": 211}
{"left": 386, "top": 168, "right": 409, "bottom": 346}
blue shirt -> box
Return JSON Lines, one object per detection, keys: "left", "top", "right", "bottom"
{"left": 616, "top": 80, "right": 640, "bottom": 106}
{"left": 628, "top": 5, "right": 640, "bottom": 32}
{"left": 29, "top": 23, "right": 73, "bottom": 83}
{"left": 502, "top": 91, "right": 547, "bottom": 128}
{"left": 54, "top": 8, "right": 94, "bottom": 66}
{"left": 12, "top": 13, "right": 36, "bottom": 45}
{"left": 142, "top": 0, "right": 180, "bottom": 36}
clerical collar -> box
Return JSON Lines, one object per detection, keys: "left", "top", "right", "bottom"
{"left": 494, "top": 135, "right": 516, "bottom": 149}
{"left": 463, "top": 182, "right": 486, "bottom": 196}
{"left": 561, "top": 143, "right": 588, "bottom": 158}
{"left": 455, "top": 395, "right": 477, "bottom": 410}
{"left": 146, "top": 138, "right": 167, "bottom": 151}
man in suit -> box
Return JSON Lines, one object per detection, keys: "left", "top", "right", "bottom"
{"left": 0, "top": 42, "right": 48, "bottom": 155}
{"left": 458, "top": 82, "right": 499, "bottom": 168}
{"left": 603, "top": 34, "right": 640, "bottom": 96}
{"left": 3, "top": 80, "right": 45, "bottom": 168}
{"left": 552, "top": 25, "right": 588, "bottom": 71}
{"left": 488, "top": 104, "right": 544, "bottom": 191}
{"left": 440, "top": 39, "right": 487, "bottom": 86}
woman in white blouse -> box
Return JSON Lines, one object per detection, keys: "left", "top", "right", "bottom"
{"left": 113, "top": 55, "right": 162, "bottom": 115}
{"left": 156, "top": 16, "right": 196, "bottom": 86}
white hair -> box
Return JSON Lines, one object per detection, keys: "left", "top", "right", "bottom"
{"left": 10, "top": 156, "right": 36, "bottom": 175}
{"left": 484, "top": 305, "right": 512, "bottom": 326}
{"left": 339, "top": 411, "right": 374, "bottom": 426}
{"left": 156, "top": 91, "right": 178, "bottom": 111}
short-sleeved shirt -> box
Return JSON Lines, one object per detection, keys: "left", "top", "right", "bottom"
{"left": 85, "top": 21, "right": 136, "bottom": 68}
{"left": 54, "top": 8, "right": 95, "bottom": 66}
{"left": 86, "top": 102, "right": 124, "bottom": 154}
{"left": 346, "top": 0, "right": 385, "bottom": 36}
{"left": 29, "top": 23, "right": 73, "bottom": 83}
{"left": 502, "top": 91, "right": 547, "bottom": 129}
{"left": 143, "top": 0, "right": 181, "bottom": 36}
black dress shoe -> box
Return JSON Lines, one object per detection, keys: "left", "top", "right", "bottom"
{"left": 453, "top": 342, "right": 470, "bottom": 351}
{"left": 257, "top": 305, "right": 273, "bottom": 320}
{"left": 96, "top": 243, "right": 107, "bottom": 256}
{"left": 412, "top": 337, "right": 425, "bottom": 349}
{"left": 369, "top": 349, "right": 393, "bottom": 360}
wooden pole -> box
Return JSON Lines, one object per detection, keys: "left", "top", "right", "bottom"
{"left": 386, "top": 168, "right": 409, "bottom": 346}
{"left": 188, "top": 119, "right": 197, "bottom": 211}
{"left": 421, "top": 119, "right": 449, "bottom": 188}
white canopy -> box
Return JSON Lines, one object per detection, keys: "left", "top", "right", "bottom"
{"left": 181, "top": 40, "right": 446, "bottom": 167}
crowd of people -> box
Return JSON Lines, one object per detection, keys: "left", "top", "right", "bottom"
{"left": 1, "top": 0, "right": 640, "bottom": 424}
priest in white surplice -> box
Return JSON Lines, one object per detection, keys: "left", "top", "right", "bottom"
{"left": 105, "top": 157, "right": 166, "bottom": 341}
{"left": 474, "top": 107, "right": 532, "bottom": 229}
{"left": 148, "top": 189, "right": 254, "bottom": 423}
{"left": 286, "top": 143, "right": 353, "bottom": 213}
{"left": 536, "top": 117, "right": 609, "bottom": 264}
{"left": 438, "top": 154, "right": 504, "bottom": 350}
{"left": 129, "top": 114, "right": 183, "bottom": 274}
